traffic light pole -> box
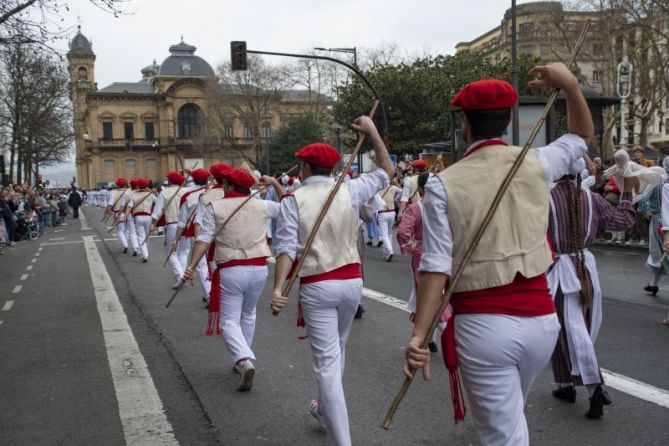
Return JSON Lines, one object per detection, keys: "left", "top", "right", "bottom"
{"left": 243, "top": 48, "right": 389, "bottom": 173}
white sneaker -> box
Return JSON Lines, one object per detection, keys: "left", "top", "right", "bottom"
{"left": 237, "top": 360, "right": 255, "bottom": 391}
{"left": 310, "top": 400, "right": 327, "bottom": 431}
{"left": 625, "top": 239, "right": 636, "bottom": 245}
{"left": 639, "top": 239, "right": 647, "bottom": 246}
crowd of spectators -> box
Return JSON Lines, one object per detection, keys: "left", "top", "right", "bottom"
{"left": 0, "top": 184, "right": 82, "bottom": 255}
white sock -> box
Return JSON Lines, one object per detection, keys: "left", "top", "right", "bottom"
{"left": 650, "top": 273, "right": 661, "bottom": 287}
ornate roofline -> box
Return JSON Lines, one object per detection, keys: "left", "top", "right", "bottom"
{"left": 165, "top": 77, "right": 208, "bottom": 95}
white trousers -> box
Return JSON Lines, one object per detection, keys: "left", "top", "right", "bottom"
{"left": 377, "top": 211, "right": 396, "bottom": 257}
{"left": 456, "top": 313, "right": 559, "bottom": 446}
{"left": 300, "top": 278, "right": 362, "bottom": 446}
{"left": 178, "top": 237, "right": 210, "bottom": 297}
{"left": 219, "top": 265, "right": 268, "bottom": 364}
{"left": 133, "top": 215, "right": 151, "bottom": 259}
{"left": 164, "top": 224, "right": 183, "bottom": 280}
{"left": 126, "top": 215, "right": 138, "bottom": 251}
{"left": 116, "top": 220, "right": 128, "bottom": 248}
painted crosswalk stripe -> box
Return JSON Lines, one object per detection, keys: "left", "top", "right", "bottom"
{"left": 82, "top": 236, "right": 178, "bottom": 445}
{"left": 2, "top": 301, "right": 14, "bottom": 311}
{"left": 12, "top": 285, "right": 22, "bottom": 294}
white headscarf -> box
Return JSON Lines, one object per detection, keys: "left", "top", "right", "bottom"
{"left": 602, "top": 149, "right": 666, "bottom": 203}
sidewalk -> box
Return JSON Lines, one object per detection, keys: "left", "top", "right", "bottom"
{"left": 593, "top": 239, "right": 648, "bottom": 253}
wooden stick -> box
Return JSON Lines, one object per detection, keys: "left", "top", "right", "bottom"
{"left": 272, "top": 100, "right": 380, "bottom": 315}
{"left": 380, "top": 21, "right": 591, "bottom": 430}
{"left": 140, "top": 183, "right": 184, "bottom": 246}
{"left": 165, "top": 164, "right": 299, "bottom": 308}
{"left": 102, "top": 187, "right": 129, "bottom": 223}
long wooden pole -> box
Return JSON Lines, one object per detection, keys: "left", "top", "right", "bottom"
{"left": 165, "top": 164, "right": 299, "bottom": 308}
{"left": 272, "top": 100, "right": 379, "bottom": 314}
{"left": 380, "top": 21, "right": 591, "bottom": 430}
{"left": 107, "top": 188, "right": 153, "bottom": 234}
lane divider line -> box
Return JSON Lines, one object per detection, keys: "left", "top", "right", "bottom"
{"left": 31, "top": 259, "right": 36, "bottom": 263}
{"left": 12, "top": 285, "right": 22, "bottom": 294}
{"left": 20, "top": 274, "right": 28, "bottom": 281}
{"left": 26, "top": 265, "right": 33, "bottom": 271}
{"left": 82, "top": 235, "right": 179, "bottom": 445}
{"left": 2, "top": 301, "right": 14, "bottom": 311}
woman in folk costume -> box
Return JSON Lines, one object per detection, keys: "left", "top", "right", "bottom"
{"left": 659, "top": 168, "right": 669, "bottom": 325}
{"left": 637, "top": 157, "right": 669, "bottom": 297}
{"left": 396, "top": 171, "right": 451, "bottom": 353}
{"left": 185, "top": 168, "right": 284, "bottom": 391}
{"left": 602, "top": 149, "right": 665, "bottom": 203}
{"left": 547, "top": 158, "right": 637, "bottom": 418}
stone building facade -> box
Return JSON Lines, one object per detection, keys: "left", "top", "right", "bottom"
{"left": 68, "top": 28, "right": 330, "bottom": 188}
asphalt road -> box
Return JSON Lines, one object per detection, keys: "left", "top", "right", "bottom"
{"left": 0, "top": 205, "right": 667, "bottom": 446}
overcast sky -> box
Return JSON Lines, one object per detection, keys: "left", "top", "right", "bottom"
{"left": 43, "top": 0, "right": 545, "bottom": 183}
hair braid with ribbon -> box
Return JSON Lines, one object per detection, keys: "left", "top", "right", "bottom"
{"left": 566, "top": 173, "right": 591, "bottom": 307}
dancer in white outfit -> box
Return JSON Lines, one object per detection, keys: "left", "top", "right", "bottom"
{"left": 124, "top": 178, "right": 155, "bottom": 263}
{"left": 185, "top": 168, "right": 284, "bottom": 391}
{"left": 406, "top": 64, "right": 594, "bottom": 446}
{"left": 272, "top": 119, "right": 394, "bottom": 446}
{"left": 150, "top": 171, "right": 186, "bottom": 285}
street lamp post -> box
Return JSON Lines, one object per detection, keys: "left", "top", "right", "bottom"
{"left": 616, "top": 56, "right": 633, "bottom": 150}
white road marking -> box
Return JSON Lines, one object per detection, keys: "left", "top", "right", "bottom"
{"left": 35, "top": 252, "right": 40, "bottom": 257}
{"left": 0, "top": 320, "right": 3, "bottom": 326}
{"left": 20, "top": 274, "right": 28, "bottom": 281}
{"left": 2, "top": 301, "right": 14, "bottom": 311}
{"left": 31, "top": 259, "right": 36, "bottom": 263}
{"left": 82, "top": 236, "right": 178, "bottom": 445}
{"left": 54, "top": 230, "right": 64, "bottom": 233}
{"left": 601, "top": 369, "right": 669, "bottom": 409}
{"left": 362, "top": 287, "right": 411, "bottom": 312}
{"left": 38, "top": 247, "right": 43, "bottom": 251}
{"left": 49, "top": 237, "right": 66, "bottom": 241}
{"left": 12, "top": 285, "right": 22, "bottom": 293}
{"left": 80, "top": 211, "right": 89, "bottom": 230}
{"left": 359, "top": 288, "right": 669, "bottom": 410}
{"left": 26, "top": 265, "right": 33, "bottom": 271}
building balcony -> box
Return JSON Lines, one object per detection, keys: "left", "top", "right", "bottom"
{"left": 87, "top": 138, "right": 161, "bottom": 151}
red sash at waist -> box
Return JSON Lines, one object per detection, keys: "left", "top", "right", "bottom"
{"left": 298, "top": 263, "right": 362, "bottom": 285}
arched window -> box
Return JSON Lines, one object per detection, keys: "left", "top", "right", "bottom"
{"left": 178, "top": 104, "right": 200, "bottom": 138}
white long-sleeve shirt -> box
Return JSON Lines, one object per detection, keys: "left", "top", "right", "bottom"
{"left": 418, "top": 134, "right": 588, "bottom": 276}
{"left": 275, "top": 169, "right": 390, "bottom": 261}
{"left": 177, "top": 186, "right": 204, "bottom": 229}
{"left": 196, "top": 200, "right": 280, "bottom": 244}
{"left": 660, "top": 183, "right": 669, "bottom": 232}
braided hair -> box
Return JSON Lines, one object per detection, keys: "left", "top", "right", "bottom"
{"left": 565, "top": 173, "right": 591, "bottom": 307}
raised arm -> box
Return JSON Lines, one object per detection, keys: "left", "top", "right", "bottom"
{"left": 350, "top": 116, "right": 394, "bottom": 178}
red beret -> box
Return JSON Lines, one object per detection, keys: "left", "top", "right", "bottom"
{"left": 166, "top": 171, "right": 185, "bottom": 185}
{"left": 411, "top": 160, "right": 428, "bottom": 169}
{"left": 136, "top": 178, "right": 150, "bottom": 189}
{"left": 191, "top": 168, "right": 210, "bottom": 183}
{"left": 130, "top": 178, "right": 138, "bottom": 189}
{"left": 209, "top": 163, "right": 233, "bottom": 181}
{"left": 295, "top": 143, "right": 340, "bottom": 169}
{"left": 223, "top": 169, "right": 256, "bottom": 190}
{"left": 116, "top": 178, "right": 128, "bottom": 188}
{"left": 452, "top": 79, "right": 518, "bottom": 110}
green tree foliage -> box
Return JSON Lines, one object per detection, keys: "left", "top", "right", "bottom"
{"left": 333, "top": 52, "right": 540, "bottom": 153}
{"left": 263, "top": 114, "right": 323, "bottom": 175}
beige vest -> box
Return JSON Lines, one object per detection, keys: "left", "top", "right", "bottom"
{"left": 160, "top": 186, "right": 185, "bottom": 223}
{"left": 293, "top": 181, "right": 359, "bottom": 277}
{"left": 211, "top": 198, "right": 270, "bottom": 262}
{"left": 379, "top": 186, "right": 396, "bottom": 211}
{"left": 406, "top": 175, "right": 419, "bottom": 202}
{"left": 111, "top": 189, "right": 127, "bottom": 212}
{"left": 439, "top": 145, "right": 552, "bottom": 292}
{"left": 132, "top": 190, "right": 154, "bottom": 215}
{"left": 184, "top": 186, "right": 204, "bottom": 214}
{"left": 201, "top": 187, "right": 226, "bottom": 206}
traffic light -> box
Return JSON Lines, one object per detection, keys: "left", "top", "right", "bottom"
{"left": 231, "top": 41, "right": 248, "bottom": 71}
